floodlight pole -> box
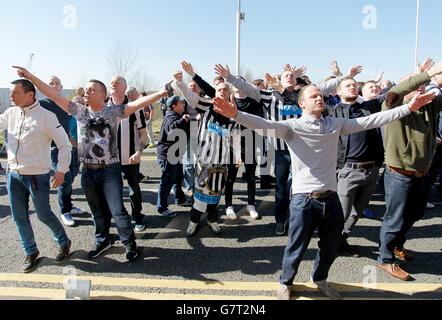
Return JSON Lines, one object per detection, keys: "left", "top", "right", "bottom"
{"left": 414, "top": 0, "right": 420, "bottom": 69}
{"left": 236, "top": 0, "right": 245, "bottom": 77}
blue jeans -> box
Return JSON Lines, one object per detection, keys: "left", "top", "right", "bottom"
{"left": 81, "top": 164, "right": 135, "bottom": 246}
{"left": 157, "top": 159, "right": 186, "bottom": 213}
{"left": 121, "top": 163, "right": 145, "bottom": 225}
{"left": 7, "top": 171, "right": 70, "bottom": 255}
{"left": 378, "top": 167, "right": 430, "bottom": 265}
{"left": 275, "top": 150, "right": 292, "bottom": 224}
{"left": 279, "top": 193, "right": 344, "bottom": 284}
{"left": 70, "top": 148, "right": 80, "bottom": 179}
{"left": 51, "top": 147, "right": 74, "bottom": 214}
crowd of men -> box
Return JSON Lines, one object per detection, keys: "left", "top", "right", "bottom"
{"left": 1, "top": 57, "right": 441, "bottom": 300}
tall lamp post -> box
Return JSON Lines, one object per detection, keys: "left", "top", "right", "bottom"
{"left": 236, "top": 0, "right": 245, "bottom": 77}
{"left": 414, "top": 0, "right": 420, "bottom": 69}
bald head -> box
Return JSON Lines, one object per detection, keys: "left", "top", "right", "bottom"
{"left": 48, "top": 76, "right": 63, "bottom": 94}
{"left": 381, "top": 80, "right": 392, "bottom": 89}
{"left": 215, "top": 82, "right": 231, "bottom": 101}
{"left": 110, "top": 76, "right": 127, "bottom": 96}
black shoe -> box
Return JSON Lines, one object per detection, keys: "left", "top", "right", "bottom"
{"left": 275, "top": 222, "right": 287, "bottom": 235}
{"left": 23, "top": 250, "right": 40, "bottom": 273}
{"left": 55, "top": 239, "right": 72, "bottom": 264}
{"left": 125, "top": 243, "right": 139, "bottom": 261}
{"left": 260, "top": 176, "right": 275, "bottom": 189}
{"left": 339, "top": 241, "right": 360, "bottom": 258}
{"left": 260, "top": 182, "right": 275, "bottom": 189}
{"left": 87, "top": 241, "right": 113, "bottom": 259}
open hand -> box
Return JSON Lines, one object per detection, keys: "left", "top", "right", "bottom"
{"left": 348, "top": 65, "right": 363, "bottom": 78}
{"left": 213, "top": 96, "right": 238, "bottom": 119}
{"left": 265, "top": 73, "right": 281, "bottom": 91}
{"left": 329, "top": 60, "right": 343, "bottom": 77}
{"left": 408, "top": 91, "right": 436, "bottom": 112}
{"left": 181, "top": 61, "right": 196, "bottom": 78}
{"left": 214, "top": 64, "right": 231, "bottom": 79}
{"left": 416, "top": 58, "right": 435, "bottom": 73}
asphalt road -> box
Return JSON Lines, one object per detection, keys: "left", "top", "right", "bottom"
{"left": 0, "top": 148, "right": 441, "bottom": 301}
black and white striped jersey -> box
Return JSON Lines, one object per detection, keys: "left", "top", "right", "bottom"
{"left": 177, "top": 81, "right": 241, "bottom": 165}
{"left": 106, "top": 96, "right": 146, "bottom": 166}
{"left": 227, "top": 75, "right": 342, "bottom": 151}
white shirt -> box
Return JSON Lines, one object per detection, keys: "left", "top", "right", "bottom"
{"left": 0, "top": 100, "right": 71, "bottom": 175}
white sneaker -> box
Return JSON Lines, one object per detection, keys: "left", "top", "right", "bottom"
{"left": 71, "top": 206, "right": 87, "bottom": 215}
{"left": 226, "top": 206, "right": 237, "bottom": 221}
{"left": 310, "top": 278, "right": 342, "bottom": 300}
{"left": 61, "top": 213, "right": 75, "bottom": 227}
{"left": 277, "top": 284, "right": 291, "bottom": 300}
{"left": 426, "top": 202, "right": 435, "bottom": 209}
{"left": 247, "top": 205, "right": 259, "bottom": 220}
{"left": 186, "top": 221, "right": 199, "bottom": 237}
{"left": 207, "top": 221, "right": 222, "bottom": 234}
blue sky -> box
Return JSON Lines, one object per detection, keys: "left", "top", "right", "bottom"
{"left": 0, "top": 0, "right": 441, "bottom": 90}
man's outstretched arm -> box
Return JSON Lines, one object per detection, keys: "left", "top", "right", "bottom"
{"left": 125, "top": 88, "right": 168, "bottom": 118}
{"left": 13, "top": 66, "right": 70, "bottom": 112}
{"left": 212, "top": 97, "right": 291, "bottom": 140}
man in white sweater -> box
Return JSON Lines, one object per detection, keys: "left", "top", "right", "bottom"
{"left": 0, "top": 79, "right": 72, "bottom": 273}
{"left": 212, "top": 84, "right": 435, "bottom": 300}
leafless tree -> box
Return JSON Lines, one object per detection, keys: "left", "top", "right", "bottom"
{"left": 107, "top": 40, "right": 138, "bottom": 79}
{"left": 130, "top": 67, "right": 157, "bottom": 93}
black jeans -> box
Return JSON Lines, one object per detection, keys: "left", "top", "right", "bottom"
{"left": 121, "top": 163, "right": 145, "bottom": 225}
{"left": 225, "top": 163, "right": 257, "bottom": 207}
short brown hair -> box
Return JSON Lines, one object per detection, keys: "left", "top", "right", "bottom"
{"left": 337, "top": 76, "right": 356, "bottom": 92}
{"left": 252, "top": 79, "right": 265, "bottom": 87}
{"left": 214, "top": 76, "right": 224, "bottom": 84}
{"left": 297, "top": 84, "right": 318, "bottom": 103}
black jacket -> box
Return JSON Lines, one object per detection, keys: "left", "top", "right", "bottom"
{"left": 157, "top": 110, "right": 188, "bottom": 160}
{"left": 322, "top": 96, "right": 386, "bottom": 169}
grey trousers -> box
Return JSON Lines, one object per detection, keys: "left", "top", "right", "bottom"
{"left": 337, "top": 165, "right": 380, "bottom": 238}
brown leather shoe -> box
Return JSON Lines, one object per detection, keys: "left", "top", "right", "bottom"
{"left": 394, "top": 247, "right": 413, "bottom": 261}
{"left": 378, "top": 263, "right": 410, "bottom": 280}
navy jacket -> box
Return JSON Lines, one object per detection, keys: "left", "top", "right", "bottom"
{"left": 157, "top": 110, "right": 188, "bottom": 160}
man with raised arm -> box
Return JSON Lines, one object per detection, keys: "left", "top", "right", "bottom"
{"left": 13, "top": 66, "right": 168, "bottom": 262}
{"left": 180, "top": 61, "right": 262, "bottom": 220}
{"left": 377, "top": 59, "right": 442, "bottom": 280}
{"left": 212, "top": 83, "right": 434, "bottom": 300}
{"left": 214, "top": 62, "right": 362, "bottom": 235}
{"left": 174, "top": 69, "right": 241, "bottom": 237}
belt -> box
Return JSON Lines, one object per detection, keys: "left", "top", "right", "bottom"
{"left": 386, "top": 165, "right": 427, "bottom": 178}
{"left": 307, "top": 190, "right": 335, "bottom": 200}
{"left": 84, "top": 163, "right": 112, "bottom": 170}
{"left": 345, "top": 161, "right": 376, "bottom": 170}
